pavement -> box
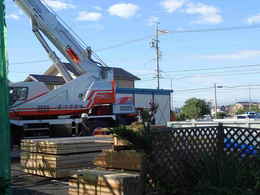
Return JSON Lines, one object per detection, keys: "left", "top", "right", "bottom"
{"left": 11, "top": 148, "right": 69, "bottom": 195}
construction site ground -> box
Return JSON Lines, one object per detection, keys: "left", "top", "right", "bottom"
{"left": 11, "top": 149, "right": 68, "bottom": 195}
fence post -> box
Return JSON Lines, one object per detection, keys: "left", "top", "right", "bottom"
{"left": 217, "top": 123, "right": 225, "bottom": 158}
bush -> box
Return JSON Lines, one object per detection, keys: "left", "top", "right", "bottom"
{"left": 191, "top": 154, "right": 260, "bottom": 195}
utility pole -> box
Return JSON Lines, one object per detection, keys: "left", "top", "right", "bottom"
{"left": 214, "top": 84, "right": 223, "bottom": 119}
{"left": 249, "top": 87, "right": 252, "bottom": 112}
{"left": 214, "top": 83, "right": 218, "bottom": 118}
{"left": 0, "top": 0, "right": 11, "bottom": 194}
{"left": 150, "top": 22, "right": 161, "bottom": 89}
{"left": 171, "top": 79, "right": 173, "bottom": 110}
{"left": 155, "top": 22, "right": 160, "bottom": 89}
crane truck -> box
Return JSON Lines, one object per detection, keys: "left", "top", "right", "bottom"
{"left": 10, "top": 0, "right": 137, "bottom": 145}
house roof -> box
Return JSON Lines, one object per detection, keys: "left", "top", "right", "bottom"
{"left": 237, "top": 101, "right": 259, "bottom": 105}
{"left": 25, "top": 74, "right": 65, "bottom": 85}
{"left": 111, "top": 67, "right": 140, "bottom": 81}
{"left": 44, "top": 63, "right": 81, "bottom": 76}
{"left": 45, "top": 64, "right": 140, "bottom": 81}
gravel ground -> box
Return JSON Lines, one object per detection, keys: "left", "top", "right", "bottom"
{"left": 11, "top": 149, "right": 69, "bottom": 195}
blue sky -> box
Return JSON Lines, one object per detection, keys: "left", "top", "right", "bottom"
{"left": 5, "top": 0, "right": 260, "bottom": 107}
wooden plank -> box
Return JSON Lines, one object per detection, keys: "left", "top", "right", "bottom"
{"left": 69, "top": 169, "right": 140, "bottom": 195}
{"left": 23, "top": 167, "right": 89, "bottom": 178}
{"left": 21, "top": 136, "right": 113, "bottom": 155}
{"left": 21, "top": 145, "right": 111, "bottom": 155}
{"left": 21, "top": 152, "right": 99, "bottom": 174}
{"left": 22, "top": 136, "right": 113, "bottom": 145}
{"left": 94, "top": 150, "right": 143, "bottom": 171}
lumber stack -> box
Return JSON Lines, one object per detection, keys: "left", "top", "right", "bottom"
{"left": 21, "top": 136, "right": 112, "bottom": 154}
{"left": 21, "top": 136, "right": 113, "bottom": 178}
{"left": 94, "top": 150, "right": 143, "bottom": 171}
{"left": 68, "top": 169, "right": 140, "bottom": 195}
{"left": 68, "top": 123, "right": 144, "bottom": 194}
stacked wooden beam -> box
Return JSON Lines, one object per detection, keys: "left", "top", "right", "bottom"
{"left": 68, "top": 169, "right": 140, "bottom": 195}
{"left": 94, "top": 150, "right": 143, "bottom": 171}
{"left": 21, "top": 136, "right": 113, "bottom": 178}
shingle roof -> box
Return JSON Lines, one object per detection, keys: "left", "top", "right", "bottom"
{"left": 112, "top": 67, "right": 140, "bottom": 81}
{"left": 26, "top": 74, "right": 65, "bottom": 85}
{"left": 45, "top": 64, "right": 140, "bottom": 81}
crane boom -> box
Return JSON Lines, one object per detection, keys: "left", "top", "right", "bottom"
{"left": 9, "top": 0, "right": 138, "bottom": 145}
{"left": 14, "top": 0, "right": 106, "bottom": 81}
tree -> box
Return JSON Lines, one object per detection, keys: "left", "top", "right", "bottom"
{"left": 235, "top": 105, "right": 260, "bottom": 115}
{"left": 181, "top": 98, "right": 210, "bottom": 120}
{"left": 249, "top": 105, "right": 260, "bottom": 112}
{"left": 215, "top": 112, "right": 228, "bottom": 119}
{"left": 176, "top": 112, "right": 186, "bottom": 121}
{"left": 235, "top": 108, "right": 245, "bottom": 115}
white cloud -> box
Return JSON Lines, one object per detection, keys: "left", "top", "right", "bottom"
{"left": 43, "top": 0, "right": 75, "bottom": 11}
{"left": 203, "top": 50, "right": 260, "bottom": 60}
{"left": 160, "top": 0, "right": 223, "bottom": 24}
{"left": 108, "top": 3, "right": 139, "bottom": 19}
{"left": 247, "top": 14, "right": 260, "bottom": 25}
{"left": 184, "top": 2, "right": 222, "bottom": 24}
{"left": 147, "top": 16, "right": 159, "bottom": 26}
{"left": 77, "top": 12, "right": 102, "bottom": 21}
{"left": 160, "top": 0, "right": 185, "bottom": 13}
{"left": 93, "top": 6, "right": 102, "bottom": 11}
{"left": 6, "top": 14, "right": 20, "bottom": 20}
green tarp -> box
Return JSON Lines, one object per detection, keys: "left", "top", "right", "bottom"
{"left": 0, "top": 0, "right": 11, "bottom": 194}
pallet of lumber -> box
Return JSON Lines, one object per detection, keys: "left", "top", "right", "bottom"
{"left": 68, "top": 169, "right": 140, "bottom": 195}
{"left": 20, "top": 137, "right": 113, "bottom": 178}
{"left": 94, "top": 150, "right": 143, "bottom": 171}
{"left": 21, "top": 151, "right": 100, "bottom": 178}
{"left": 21, "top": 136, "right": 113, "bottom": 154}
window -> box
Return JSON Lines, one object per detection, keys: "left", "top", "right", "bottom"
{"left": 9, "top": 87, "right": 28, "bottom": 105}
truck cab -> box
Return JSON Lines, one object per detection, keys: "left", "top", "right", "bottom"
{"left": 9, "top": 82, "right": 49, "bottom": 108}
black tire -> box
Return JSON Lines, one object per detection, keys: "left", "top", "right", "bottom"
{"left": 85, "top": 118, "right": 114, "bottom": 135}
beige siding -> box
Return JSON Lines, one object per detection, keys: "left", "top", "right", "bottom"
{"left": 116, "top": 80, "right": 134, "bottom": 88}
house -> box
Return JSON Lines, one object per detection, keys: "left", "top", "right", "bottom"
{"left": 230, "top": 101, "right": 260, "bottom": 114}
{"left": 25, "top": 63, "right": 140, "bottom": 90}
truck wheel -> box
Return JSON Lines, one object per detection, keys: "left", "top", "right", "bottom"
{"left": 86, "top": 119, "right": 112, "bottom": 135}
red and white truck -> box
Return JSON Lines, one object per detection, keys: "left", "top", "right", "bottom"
{"left": 10, "top": 0, "right": 137, "bottom": 144}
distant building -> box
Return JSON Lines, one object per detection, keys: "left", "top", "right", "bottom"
{"left": 211, "top": 106, "right": 225, "bottom": 116}
{"left": 230, "top": 101, "right": 260, "bottom": 114}
{"left": 25, "top": 63, "right": 140, "bottom": 90}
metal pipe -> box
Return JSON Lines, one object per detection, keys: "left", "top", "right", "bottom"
{"left": 33, "top": 27, "right": 73, "bottom": 82}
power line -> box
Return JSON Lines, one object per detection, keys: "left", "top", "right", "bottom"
{"left": 160, "top": 70, "right": 260, "bottom": 81}
{"left": 9, "top": 59, "right": 50, "bottom": 65}
{"left": 7, "top": 25, "right": 260, "bottom": 67}
{"left": 136, "top": 63, "right": 260, "bottom": 78}
{"left": 8, "top": 25, "right": 260, "bottom": 66}
{"left": 164, "top": 25, "right": 260, "bottom": 35}
{"left": 164, "top": 63, "right": 260, "bottom": 74}
{"left": 174, "top": 84, "right": 260, "bottom": 93}
{"left": 175, "top": 87, "right": 213, "bottom": 92}
{"left": 97, "top": 25, "right": 260, "bottom": 52}
{"left": 95, "top": 35, "right": 153, "bottom": 52}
